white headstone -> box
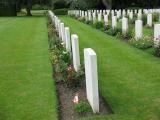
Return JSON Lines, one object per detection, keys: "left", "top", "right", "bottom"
{"left": 122, "top": 17, "right": 128, "bottom": 34}
{"left": 71, "top": 34, "right": 80, "bottom": 72}
{"left": 154, "top": 24, "right": 160, "bottom": 47}
{"left": 58, "top": 20, "right": 61, "bottom": 37}
{"left": 93, "top": 12, "right": 96, "bottom": 23}
{"left": 65, "top": 27, "right": 71, "bottom": 52}
{"left": 88, "top": 12, "right": 92, "bottom": 21}
{"left": 98, "top": 13, "right": 102, "bottom": 21}
{"left": 129, "top": 11, "right": 133, "bottom": 20}
{"left": 137, "top": 12, "right": 142, "bottom": 20}
{"left": 84, "top": 48, "right": 99, "bottom": 113}
{"left": 112, "top": 16, "right": 117, "bottom": 29}
{"left": 60, "top": 23, "right": 65, "bottom": 44}
{"left": 104, "top": 14, "right": 108, "bottom": 25}
{"left": 135, "top": 20, "right": 143, "bottom": 40}
{"left": 147, "top": 13, "right": 152, "bottom": 27}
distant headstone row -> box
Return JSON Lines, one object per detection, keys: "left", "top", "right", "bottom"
{"left": 48, "top": 10, "right": 99, "bottom": 113}
{"left": 68, "top": 9, "right": 160, "bottom": 46}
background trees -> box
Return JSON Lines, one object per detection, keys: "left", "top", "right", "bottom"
{"left": 52, "top": 0, "right": 160, "bottom": 10}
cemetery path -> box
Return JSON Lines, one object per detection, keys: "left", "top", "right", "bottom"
{"left": 60, "top": 16, "right": 160, "bottom": 120}
{"left": 0, "top": 17, "right": 58, "bottom": 120}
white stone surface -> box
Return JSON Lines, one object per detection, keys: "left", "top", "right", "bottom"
{"left": 98, "top": 13, "right": 102, "bottom": 21}
{"left": 112, "top": 16, "right": 117, "bottom": 29}
{"left": 65, "top": 27, "right": 71, "bottom": 52}
{"left": 135, "top": 20, "right": 143, "bottom": 40}
{"left": 129, "top": 11, "right": 133, "bottom": 19}
{"left": 58, "top": 20, "right": 61, "bottom": 37}
{"left": 122, "top": 17, "right": 128, "bottom": 34}
{"left": 71, "top": 34, "right": 80, "bottom": 72}
{"left": 137, "top": 12, "right": 142, "bottom": 19}
{"left": 93, "top": 12, "right": 96, "bottom": 23}
{"left": 88, "top": 12, "right": 92, "bottom": 21}
{"left": 60, "top": 23, "right": 65, "bottom": 44}
{"left": 84, "top": 48, "right": 99, "bottom": 113}
{"left": 104, "top": 14, "right": 108, "bottom": 25}
{"left": 154, "top": 24, "right": 160, "bottom": 47}
{"left": 147, "top": 13, "right": 152, "bottom": 27}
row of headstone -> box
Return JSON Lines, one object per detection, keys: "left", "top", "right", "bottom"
{"left": 68, "top": 9, "right": 160, "bottom": 22}
{"left": 48, "top": 10, "right": 99, "bottom": 113}
{"left": 68, "top": 9, "right": 160, "bottom": 46}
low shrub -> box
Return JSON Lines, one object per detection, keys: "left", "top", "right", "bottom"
{"left": 153, "top": 13, "right": 159, "bottom": 22}
{"left": 104, "top": 24, "right": 111, "bottom": 31}
{"left": 93, "top": 21, "right": 104, "bottom": 29}
{"left": 155, "top": 46, "right": 160, "bottom": 57}
{"left": 53, "top": 8, "right": 68, "bottom": 15}
{"left": 74, "top": 101, "right": 92, "bottom": 114}
{"left": 116, "top": 30, "right": 133, "bottom": 40}
{"left": 154, "top": 41, "right": 160, "bottom": 57}
{"left": 129, "top": 17, "right": 136, "bottom": 25}
{"left": 129, "top": 36, "right": 154, "bottom": 49}
{"left": 78, "top": 17, "right": 86, "bottom": 22}
{"left": 32, "top": 4, "right": 48, "bottom": 10}
{"left": 65, "top": 65, "right": 85, "bottom": 88}
{"left": 105, "top": 28, "right": 121, "bottom": 36}
{"left": 142, "top": 14, "right": 147, "bottom": 25}
{"left": 85, "top": 20, "right": 93, "bottom": 25}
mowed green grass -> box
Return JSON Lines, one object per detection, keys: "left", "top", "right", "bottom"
{"left": 60, "top": 16, "right": 160, "bottom": 120}
{"left": 0, "top": 17, "right": 58, "bottom": 120}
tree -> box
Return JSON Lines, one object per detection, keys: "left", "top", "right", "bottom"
{"left": 16, "top": 0, "right": 51, "bottom": 16}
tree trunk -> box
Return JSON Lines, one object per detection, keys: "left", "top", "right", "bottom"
{"left": 102, "top": 0, "right": 112, "bottom": 9}
{"left": 26, "top": 0, "right": 32, "bottom": 16}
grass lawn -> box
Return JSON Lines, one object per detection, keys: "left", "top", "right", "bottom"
{"left": 60, "top": 16, "right": 160, "bottom": 120}
{"left": 0, "top": 17, "right": 58, "bottom": 120}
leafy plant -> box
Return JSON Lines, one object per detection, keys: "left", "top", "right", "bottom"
{"left": 129, "top": 17, "right": 136, "bottom": 24}
{"left": 94, "top": 21, "right": 104, "bottom": 29}
{"left": 153, "top": 13, "right": 159, "bottom": 22}
{"left": 105, "top": 28, "right": 121, "bottom": 36}
{"left": 116, "top": 30, "right": 133, "bottom": 40}
{"left": 142, "top": 14, "right": 147, "bottom": 25}
{"left": 129, "top": 36, "right": 154, "bottom": 49}
{"left": 85, "top": 20, "right": 93, "bottom": 25}
{"left": 74, "top": 101, "right": 92, "bottom": 114}
{"left": 65, "top": 65, "right": 85, "bottom": 88}
{"left": 78, "top": 17, "right": 86, "bottom": 22}
{"left": 154, "top": 41, "right": 160, "bottom": 57}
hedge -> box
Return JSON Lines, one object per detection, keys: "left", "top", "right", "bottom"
{"left": 53, "top": 8, "right": 68, "bottom": 15}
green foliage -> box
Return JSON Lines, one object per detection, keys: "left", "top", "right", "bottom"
{"left": 142, "top": 14, "right": 147, "bottom": 25}
{"left": 153, "top": 13, "right": 159, "bottom": 22}
{"left": 155, "top": 47, "right": 160, "bottom": 57}
{"left": 78, "top": 17, "right": 86, "bottom": 22}
{"left": 65, "top": 65, "right": 85, "bottom": 88}
{"left": 53, "top": 8, "right": 68, "bottom": 15}
{"left": 116, "top": 30, "right": 133, "bottom": 40}
{"left": 85, "top": 20, "right": 93, "bottom": 25}
{"left": 129, "top": 17, "right": 136, "bottom": 24}
{"left": 53, "top": 0, "right": 68, "bottom": 9}
{"left": 74, "top": 101, "right": 92, "bottom": 114}
{"left": 129, "top": 36, "right": 154, "bottom": 49}
{"left": 154, "top": 41, "right": 160, "bottom": 57}
{"left": 105, "top": 28, "right": 121, "bottom": 36}
{"left": 32, "top": 4, "right": 48, "bottom": 10}
{"left": 0, "top": 2, "right": 17, "bottom": 16}
{"left": 69, "top": 0, "right": 89, "bottom": 10}
{"left": 94, "top": 21, "right": 104, "bottom": 29}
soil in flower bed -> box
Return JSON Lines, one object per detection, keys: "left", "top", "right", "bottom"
{"left": 56, "top": 81, "right": 113, "bottom": 120}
